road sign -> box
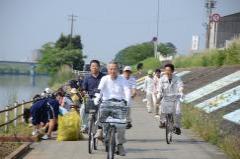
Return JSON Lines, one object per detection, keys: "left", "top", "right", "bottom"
{"left": 211, "top": 13, "right": 221, "bottom": 22}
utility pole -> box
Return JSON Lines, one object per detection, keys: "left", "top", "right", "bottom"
{"left": 154, "top": 0, "right": 160, "bottom": 59}
{"left": 205, "top": 0, "right": 216, "bottom": 49}
{"left": 156, "top": 0, "right": 160, "bottom": 40}
{"left": 68, "top": 14, "right": 78, "bottom": 43}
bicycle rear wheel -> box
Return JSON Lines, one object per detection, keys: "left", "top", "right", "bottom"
{"left": 107, "top": 126, "right": 116, "bottom": 159}
{"left": 88, "top": 117, "right": 94, "bottom": 154}
{"left": 166, "top": 114, "right": 173, "bottom": 144}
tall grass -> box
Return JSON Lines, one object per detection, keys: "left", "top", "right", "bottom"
{"left": 49, "top": 65, "right": 75, "bottom": 90}
{"left": 182, "top": 104, "right": 240, "bottom": 159}
{"left": 174, "top": 38, "right": 240, "bottom": 68}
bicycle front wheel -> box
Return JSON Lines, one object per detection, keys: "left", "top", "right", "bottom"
{"left": 166, "top": 114, "right": 173, "bottom": 144}
{"left": 107, "top": 127, "right": 116, "bottom": 159}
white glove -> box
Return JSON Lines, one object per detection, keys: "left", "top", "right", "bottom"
{"left": 93, "top": 93, "right": 101, "bottom": 105}
{"left": 94, "top": 98, "right": 100, "bottom": 105}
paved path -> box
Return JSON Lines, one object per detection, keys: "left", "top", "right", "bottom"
{"left": 23, "top": 97, "right": 228, "bottom": 159}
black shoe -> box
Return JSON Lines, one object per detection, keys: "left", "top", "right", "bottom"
{"left": 126, "top": 122, "right": 132, "bottom": 129}
{"left": 174, "top": 127, "right": 181, "bottom": 135}
{"left": 159, "top": 122, "right": 165, "bottom": 128}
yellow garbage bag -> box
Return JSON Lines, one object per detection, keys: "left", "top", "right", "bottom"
{"left": 57, "top": 110, "right": 83, "bottom": 141}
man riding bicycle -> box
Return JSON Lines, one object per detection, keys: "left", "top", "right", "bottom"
{"left": 94, "top": 61, "right": 131, "bottom": 156}
{"left": 158, "top": 63, "right": 184, "bottom": 135}
{"left": 82, "top": 60, "right": 105, "bottom": 132}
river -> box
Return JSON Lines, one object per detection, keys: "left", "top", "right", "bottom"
{"left": 0, "top": 75, "right": 50, "bottom": 110}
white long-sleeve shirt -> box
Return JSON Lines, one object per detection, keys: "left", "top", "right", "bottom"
{"left": 143, "top": 76, "right": 154, "bottom": 94}
{"left": 98, "top": 75, "right": 131, "bottom": 104}
{"left": 158, "top": 74, "right": 184, "bottom": 98}
{"left": 153, "top": 75, "right": 161, "bottom": 94}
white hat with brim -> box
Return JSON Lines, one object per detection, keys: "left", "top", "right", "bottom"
{"left": 123, "top": 66, "right": 132, "bottom": 72}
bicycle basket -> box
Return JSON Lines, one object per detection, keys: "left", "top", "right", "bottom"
{"left": 84, "top": 98, "right": 97, "bottom": 113}
{"left": 99, "top": 101, "right": 128, "bottom": 123}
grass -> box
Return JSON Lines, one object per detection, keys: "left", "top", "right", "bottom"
{"left": 0, "top": 102, "right": 32, "bottom": 136}
{"left": 182, "top": 104, "right": 240, "bottom": 159}
{"left": 173, "top": 37, "right": 240, "bottom": 68}
{"left": 49, "top": 65, "right": 75, "bottom": 90}
{"left": 131, "top": 57, "right": 161, "bottom": 74}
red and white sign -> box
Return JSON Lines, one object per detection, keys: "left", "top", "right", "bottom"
{"left": 211, "top": 13, "right": 221, "bottom": 22}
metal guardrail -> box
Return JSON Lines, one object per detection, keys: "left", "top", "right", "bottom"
{"left": 136, "top": 76, "right": 146, "bottom": 90}
{"left": 0, "top": 100, "right": 32, "bottom": 132}
{"left": 72, "top": 70, "right": 91, "bottom": 76}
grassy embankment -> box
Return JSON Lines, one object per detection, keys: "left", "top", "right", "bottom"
{"left": 182, "top": 104, "right": 240, "bottom": 159}
{"left": 173, "top": 38, "right": 240, "bottom": 68}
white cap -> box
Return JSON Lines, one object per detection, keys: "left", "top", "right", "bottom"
{"left": 44, "top": 88, "right": 53, "bottom": 94}
{"left": 123, "top": 66, "right": 132, "bottom": 72}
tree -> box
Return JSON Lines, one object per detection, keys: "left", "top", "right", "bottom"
{"left": 37, "top": 34, "right": 86, "bottom": 75}
{"left": 158, "top": 42, "right": 177, "bottom": 57}
{"left": 115, "top": 42, "right": 154, "bottom": 65}
{"left": 55, "top": 34, "right": 83, "bottom": 50}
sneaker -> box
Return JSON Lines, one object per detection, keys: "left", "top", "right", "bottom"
{"left": 154, "top": 115, "right": 160, "bottom": 118}
{"left": 126, "top": 122, "right": 132, "bottom": 129}
{"left": 41, "top": 134, "right": 50, "bottom": 140}
{"left": 174, "top": 127, "right": 181, "bottom": 135}
{"left": 94, "top": 129, "right": 103, "bottom": 140}
{"left": 159, "top": 122, "right": 165, "bottom": 128}
{"left": 117, "top": 144, "right": 126, "bottom": 156}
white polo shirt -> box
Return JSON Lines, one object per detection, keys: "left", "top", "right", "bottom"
{"left": 98, "top": 75, "right": 131, "bottom": 104}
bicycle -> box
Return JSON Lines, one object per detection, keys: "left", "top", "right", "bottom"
{"left": 84, "top": 94, "right": 98, "bottom": 154}
{"left": 161, "top": 94, "right": 182, "bottom": 144}
{"left": 99, "top": 99, "right": 128, "bottom": 159}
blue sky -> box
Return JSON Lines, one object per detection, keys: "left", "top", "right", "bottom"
{"left": 0, "top": 0, "right": 240, "bottom": 63}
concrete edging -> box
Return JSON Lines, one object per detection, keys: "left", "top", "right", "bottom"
{"left": 5, "top": 142, "right": 31, "bottom": 159}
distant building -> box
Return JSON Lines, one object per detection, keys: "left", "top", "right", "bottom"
{"left": 209, "top": 12, "right": 240, "bottom": 48}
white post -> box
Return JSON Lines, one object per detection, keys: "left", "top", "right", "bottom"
{"left": 21, "top": 101, "right": 25, "bottom": 123}
{"left": 5, "top": 106, "right": 9, "bottom": 132}
{"left": 14, "top": 102, "right": 18, "bottom": 127}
